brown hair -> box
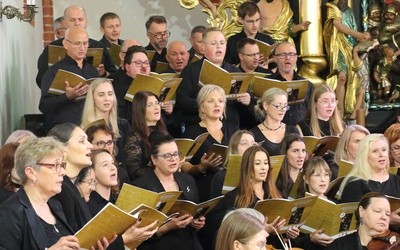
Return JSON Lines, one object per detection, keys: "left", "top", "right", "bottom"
{"left": 235, "top": 145, "right": 281, "bottom": 208}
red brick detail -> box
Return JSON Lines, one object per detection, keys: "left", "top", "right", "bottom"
{"left": 41, "top": 0, "right": 54, "bottom": 47}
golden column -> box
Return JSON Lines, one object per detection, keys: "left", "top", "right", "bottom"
{"left": 298, "top": 0, "right": 327, "bottom": 85}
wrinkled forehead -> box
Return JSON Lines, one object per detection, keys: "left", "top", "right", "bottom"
{"left": 274, "top": 43, "right": 296, "bottom": 54}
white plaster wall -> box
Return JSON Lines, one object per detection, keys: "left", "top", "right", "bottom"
{"left": 0, "top": 0, "right": 43, "bottom": 144}
{"left": 0, "top": 0, "right": 207, "bottom": 143}
{"left": 53, "top": 0, "right": 208, "bottom": 48}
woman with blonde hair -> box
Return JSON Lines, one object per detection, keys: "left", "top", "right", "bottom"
{"left": 297, "top": 84, "right": 344, "bottom": 137}
{"left": 81, "top": 78, "right": 130, "bottom": 162}
{"left": 334, "top": 125, "right": 370, "bottom": 165}
{"left": 251, "top": 87, "right": 299, "bottom": 156}
{"left": 182, "top": 84, "right": 238, "bottom": 202}
{"left": 215, "top": 209, "right": 268, "bottom": 250}
{"left": 339, "top": 134, "right": 400, "bottom": 203}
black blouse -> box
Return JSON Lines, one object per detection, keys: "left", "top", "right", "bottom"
{"left": 341, "top": 174, "right": 400, "bottom": 203}
{"left": 250, "top": 124, "right": 299, "bottom": 156}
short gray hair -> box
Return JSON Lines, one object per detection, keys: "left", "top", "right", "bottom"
{"left": 197, "top": 84, "right": 226, "bottom": 119}
{"left": 15, "top": 137, "right": 65, "bottom": 184}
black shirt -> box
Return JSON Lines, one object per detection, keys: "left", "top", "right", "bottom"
{"left": 39, "top": 55, "right": 99, "bottom": 132}
{"left": 267, "top": 70, "right": 313, "bottom": 126}
{"left": 297, "top": 119, "right": 331, "bottom": 137}
{"left": 341, "top": 174, "right": 400, "bottom": 203}
{"left": 145, "top": 43, "right": 168, "bottom": 72}
{"left": 36, "top": 37, "right": 117, "bottom": 88}
{"left": 225, "top": 30, "right": 274, "bottom": 65}
{"left": 175, "top": 58, "right": 249, "bottom": 126}
{"left": 108, "top": 69, "right": 133, "bottom": 123}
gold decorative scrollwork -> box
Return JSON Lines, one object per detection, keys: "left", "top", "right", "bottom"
{"left": 178, "top": 0, "right": 199, "bottom": 10}
{"left": 178, "top": 0, "right": 247, "bottom": 38}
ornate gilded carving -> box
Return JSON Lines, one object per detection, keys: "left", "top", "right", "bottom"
{"left": 177, "top": 0, "right": 246, "bottom": 38}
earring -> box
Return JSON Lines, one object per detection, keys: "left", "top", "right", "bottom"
{"left": 220, "top": 114, "right": 223, "bottom": 121}
{"left": 360, "top": 217, "right": 363, "bottom": 225}
{"left": 32, "top": 176, "right": 36, "bottom": 185}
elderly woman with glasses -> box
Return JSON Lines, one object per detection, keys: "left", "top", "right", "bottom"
{"left": 0, "top": 137, "right": 81, "bottom": 250}
{"left": 133, "top": 132, "right": 205, "bottom": 250}
{"left": 250, "top": 87, "right": 299, "bottom": 156}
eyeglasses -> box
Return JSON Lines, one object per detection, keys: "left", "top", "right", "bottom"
{"left": 243, "top": 18, "right": 260, "bottom": 24}
{"left": 318, "top": 99, "right": 338, "bottom": 107}
{"left": 65, "top": 39, "right": 89, "bottom": 48}
{"left": 203, "top": 40, "right": 227, "bottom": 47}
{"left": 130, "top": 60, "right": 150, "bottom": 67}
{"left": 274, "top": 52, "right": 297, "bottom": 59}
{"left": 155, "top": 151, "right": 181, "bottom": 160}
{"left": 94, "top": 140, "right": 114, "bottom": 148}
{"left": 240, "top": 52, "right": 260, "bottom": 58}
{"left": 146, "top": 101, "right": 161, "bottom": 108}
{"left": 311, "top": 172, "right": 331, "bottom": 179}
{"left": 81, "top": 179, "right": 98, "bottom": 188}
{"left": 271, "top": 104, "right": 290, "bottom": 111}
{"left": 148, "top": 31, "right": 171, "bottom": 39}
{"left": 36, "top": 162, "right": 67, "bottom": 174}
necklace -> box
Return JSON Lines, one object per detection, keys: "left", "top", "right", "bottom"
{"left": 262, "top": 121, "right": 282, "bottom": 131}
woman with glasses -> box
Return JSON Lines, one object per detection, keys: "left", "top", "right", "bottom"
{"left": 384, "top": 123, "right": 400, "bottom": 170}
{"left": 250, "top": 87, "right": 299, "bottom": 156}
{"left": 209, "top": 130, "right": 256, "bottom": 198}
{"left": 297, "top": 84, "right": 344, "bottom": 138}
{"left": 133, "top": 132, "right": 205, "bottom": 250}
{"left": 182, "top": 84, "right": 239, "bottom": 202}
{"left": 0, "top": 137, "right": 81, "bottom": 249}
{"left": 276, "top": 134, "right": 307, "bottom": 199}
{"left": 123, "top": 91, "right": 169, "bottom": 181}
{"left": 75, "top": 166, "right": 96, "bottom": 202}
{"left": 215, "top": 209, "right": 269, "bottom": 250}
{"left": 49, "top": 123, "right": 154, "bottom": 249}
{"left": 81, "top": 78, "right": 130, "bottom": 164}
{"left": 86, "top": 124, "right": 130, "bottom": 186}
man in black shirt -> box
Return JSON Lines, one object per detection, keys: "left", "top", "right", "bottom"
{"left": 39, "top": 28, "right": 99, "bottom": 132}
{"left": 98, "top": 12, "right": 124, "bottom": 49}
{"left": 267, "top": 42, "right": 313, "bottom": 126}
{"left": 188, "top": 25, "right": 206, "bottom": 62}
{"left": 237, "top": 38, "right": 271, "bottom": 74}
{"left": 175, "top": 27, "right": 253, "bottom": 128}
{"left": 36, "top": 5, "right": 116, "bottom": 88}
{"left": 225, "top": 1, "right": 274, "bottom": 66}
{"left": 109, "top": 45, "right": 150, "bottom": 123}
{"left": 163, "top": 41, "right": 190, "bottom": 74}
{"left": 145, "top": 15, "right": 169, "bottom": 72}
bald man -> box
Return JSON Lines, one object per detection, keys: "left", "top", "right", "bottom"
{"left": 36, "top": 5, "right": 116, "bottom": 88}
{"left": 39, "top": 28, "right": 99, "bottom": 132}
{"left": 163, "top": 40, "right": 189, "bottom": 74}
{"left": 118, "top": 39, "right": 140, "bottom": 69}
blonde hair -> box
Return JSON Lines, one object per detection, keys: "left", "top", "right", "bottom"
{"left": 338, "top": 134, "right": 390, "bottom": 198}
{"left": 254, "top": 87, "right": 287, "bottom": 121}
{"left": 334, "top": 125, "right": 370, "bottom": 165}
{"left": 81, "top": 78, "right": 120, "bottom": 138}
{"left": 197, "top": 84, "right": 226, "bottom": 119}
{"left": 215, "top": 209, "right": 265, "bottom": 250}
{"left": 308, "top": 84, "right": 344, "bottom": 137}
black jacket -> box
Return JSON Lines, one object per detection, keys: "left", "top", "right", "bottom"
{"left": 0, "top": 188, "right": 74, "bottom": 250}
